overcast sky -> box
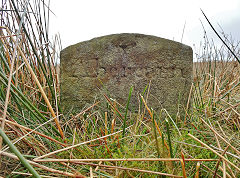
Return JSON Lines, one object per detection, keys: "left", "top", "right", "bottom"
{"left": 49, "top": 0, "right": 240, "bottom": 52}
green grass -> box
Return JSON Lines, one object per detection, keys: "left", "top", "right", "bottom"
{"left": 0, "top": 0, "right": 240, "bottom": 177}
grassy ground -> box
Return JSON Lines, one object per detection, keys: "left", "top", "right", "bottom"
{"left": 0, "top": 0, "right": 240, "bottom": 177}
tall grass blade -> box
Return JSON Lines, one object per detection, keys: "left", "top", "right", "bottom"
{"left": 163, "top": 109, "right": 181, "bottom": 136}
{"left": 0, "top": 1, "right": 30, "bottom": 149}
{"left": 122, "top": 86, "right": 133, "bottom": 138}
{"left": 165, "top": 118, "right": 173, "bottom": 158}
{"left": 201, "top": 9, "right": 240, "bottom": 63}
{"left": 0, "top": 72, "right": 60, "bottom": 136}
{"left": 10, "top": 0, "right": 56, "bottom": 100}
{"left": 15, "top": 39, "right": 64, "bottom": 139}
{"left": 0, "top": 127, "right": 41, "bottom": 177}
{"left": 152, "top": 110, "right": 160, "bottom": 157}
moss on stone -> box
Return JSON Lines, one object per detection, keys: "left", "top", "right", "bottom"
{"left": 60, "top": 33, "right": 193, "bottom": 117}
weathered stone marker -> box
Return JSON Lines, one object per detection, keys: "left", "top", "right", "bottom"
{"left": 60, "top": 33, "right": 192, "bottom": 116}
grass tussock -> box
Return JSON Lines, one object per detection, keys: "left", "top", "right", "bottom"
{"left": 0, "top": 0, "right": 240, "bottom": 177}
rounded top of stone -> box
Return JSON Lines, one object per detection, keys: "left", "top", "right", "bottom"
{"left": 60, "top": 33, "right": 193, "bottom": 114}
{"left": 61, "top": 33, "right": 192, "bottom": 57}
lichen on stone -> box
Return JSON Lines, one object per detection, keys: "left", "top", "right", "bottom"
{"left": 60, "top": 33, "right": 193, "bottom": 117}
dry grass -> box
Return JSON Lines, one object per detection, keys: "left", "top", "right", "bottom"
{"left": 0, "top": 0, "right": 240, "bottom": 177}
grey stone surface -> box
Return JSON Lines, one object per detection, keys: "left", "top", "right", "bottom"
{"left": 60, "top": 33, "right": 193, "bottom": 116}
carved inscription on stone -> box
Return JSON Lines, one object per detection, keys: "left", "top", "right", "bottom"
{"left": 60, "top": 33, "right": 193, "bottom": 116}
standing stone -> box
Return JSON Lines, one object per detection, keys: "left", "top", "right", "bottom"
{"left": 60, "top": 33, "right": 193, "bottom": 117}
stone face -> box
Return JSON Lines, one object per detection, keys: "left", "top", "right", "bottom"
{"left": 60, "top": 33, "right": 193, "bottom": 116}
